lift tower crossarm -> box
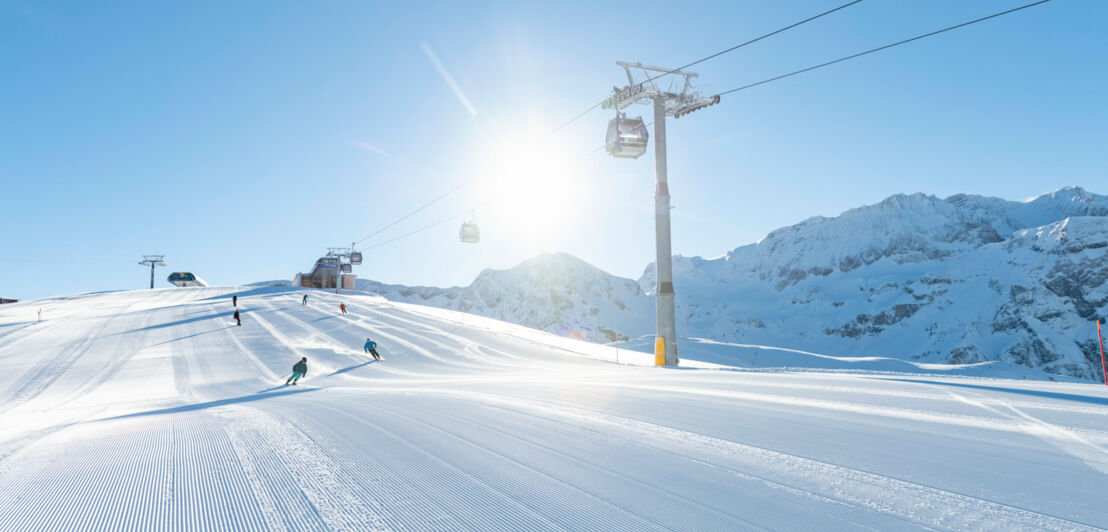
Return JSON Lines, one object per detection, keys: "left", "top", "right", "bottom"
{"left": 138, "top": 255, "right": 167, "bottom": 289}
{"left": 602, "top": 62, "right": 720, "bottom": 118}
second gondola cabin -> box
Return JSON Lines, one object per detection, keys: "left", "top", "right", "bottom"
{"left": 459, "top": 222, "right": 480, "bottom": 243}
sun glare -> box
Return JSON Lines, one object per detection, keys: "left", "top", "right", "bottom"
{"left": 476, "top": 135, "right": 582, "bottom": 244}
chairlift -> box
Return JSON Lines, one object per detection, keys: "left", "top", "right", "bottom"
{"left": 349, "top": 251, "right": 363, "bottom": 265}
{"left": 605, "top": 112, "right": 648, "bottom": 159}
{"left": 459, "top": 211, "right": 480, "bottom": 244}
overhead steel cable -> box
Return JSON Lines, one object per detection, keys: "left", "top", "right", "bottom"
{"left": 361, "top": 209, "right": 475, "bottom": 251}
{"left": 352, "top": 179, "right": 474, "bottom": 246}
{"left": 717, "top": 0, "right": 1051, "bottom": 97}
{"left": 550, "top": 0, "right": 865, "bottom": 133}
{"left": 550, "top": 101, "right": 606, "bottom": 134}
{"left": 636, "top": 0, "right": 865, "bottom": 90}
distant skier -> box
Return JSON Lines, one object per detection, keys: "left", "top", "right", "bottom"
{"left": 233, "top": 308, "right": 241, "bottom": 326}
{"left": 232, "top": 295, "right": 238, "bottom": 307}
{"left": 286, "top": 357, "right": 308, "bottom": 385}
{"left": 301, "top": 294, "right": 308, "bottom": 305}
{"left": 339, "top": 303, "right": 347, "bottom": 314}
{"left": 37, "top": 308, "right": 41, "bottom": 323}
{"left": 364, "top": 338, "right": 380, "bottom": 360}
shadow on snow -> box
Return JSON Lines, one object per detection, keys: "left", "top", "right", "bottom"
{"left": 328, "top": 359, "right": 379, "bottom": 377}
{"left": 99, "top": 387, "right": 319, "bottom": 421}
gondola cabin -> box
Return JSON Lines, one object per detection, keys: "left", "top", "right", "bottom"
{"left": 605, "top": 113, "right": 648, "bottom": 159}
{"left": 459, "top": 222, "right": 480, "bottom": 244}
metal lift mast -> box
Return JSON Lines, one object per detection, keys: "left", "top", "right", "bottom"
{"left": 602, "top": 62, "right": 719, "bottom": 367}
{"left": 138, "top": 255, "right": 167, "bottom": 289}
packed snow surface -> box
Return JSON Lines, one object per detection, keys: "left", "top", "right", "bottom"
{"left": 2, "top": 286, "right": 1107, "bottom": 530}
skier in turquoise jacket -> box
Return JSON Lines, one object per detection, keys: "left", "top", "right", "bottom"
{"left": 286, "top": 357, "right": 308, "bottom": 385}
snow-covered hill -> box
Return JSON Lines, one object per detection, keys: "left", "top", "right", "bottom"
{"left": 361, "top": 186, "right": 1108, "bottom": 381}
{"left": 2, "top": 287, "right": 1107, "bottom": 529}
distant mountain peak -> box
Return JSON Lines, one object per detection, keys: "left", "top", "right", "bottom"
{"left": 1029, "top": 185, "right": 1090, "bottom": 202}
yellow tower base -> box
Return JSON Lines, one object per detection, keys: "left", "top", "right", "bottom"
{"left": 654, "top": 337, "right": 666, "bottom": 366}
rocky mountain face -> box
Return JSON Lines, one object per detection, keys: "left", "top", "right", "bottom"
{"left": 362, "top": 186, "right": 1108, "bottom": 381}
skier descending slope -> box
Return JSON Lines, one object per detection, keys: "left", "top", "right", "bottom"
{"left": 233, "top": 308, "right": 241, "bottom": 326}
{"left": 301, "top": 293, "right": 308, "bottom": 305}
{"left": 286, "top": 357, "right": 308, "bottom": 386}
{"left": 339, "top": 303, "right": 347, "bottom": 314}
{"left": 364, "top": 338, "right": 380, "bottom": 360}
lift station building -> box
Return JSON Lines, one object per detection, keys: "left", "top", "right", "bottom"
{"left": 294, "top": 255, "right": 357, "bottom": 290}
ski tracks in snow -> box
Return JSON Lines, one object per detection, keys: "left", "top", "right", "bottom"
{"left": 214, "top": 405, "right": 387, "bottom": 531}
{"left": 421, "top": 389, "right": 1101, "bottom": 531}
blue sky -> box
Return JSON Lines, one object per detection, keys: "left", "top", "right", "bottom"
{"left": 1, "top": 0, "right": 1104, "bottom": 300}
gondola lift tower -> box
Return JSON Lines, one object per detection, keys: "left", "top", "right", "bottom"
{"left": 602, "top": 61, "right": 719, "bottom": 367}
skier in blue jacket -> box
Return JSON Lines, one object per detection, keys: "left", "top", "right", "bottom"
{"left": 364, "top": 338, "right": 380, "bottom": 361}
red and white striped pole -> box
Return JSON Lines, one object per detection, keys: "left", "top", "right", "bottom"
{"left": 1098, "top": 319, "right": 1107, "bottom": 386}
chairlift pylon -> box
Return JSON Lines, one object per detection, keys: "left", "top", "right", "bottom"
{"left": 605, "top": 111, "right": 648, "bottom": 159}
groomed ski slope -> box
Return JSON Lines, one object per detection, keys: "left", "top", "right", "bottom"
{"left": 1, "top": 286, "right": 1107, "bottom": 531}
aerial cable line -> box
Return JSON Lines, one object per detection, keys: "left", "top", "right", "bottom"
{"left": 361, "top": 209, "right": 475, "bottom": 251}
{"left": 352, "top": 179, "right": 474, "bottom": 246}
{"left": 574, "top": 1, "right": 1051, "bottom": 156}
{"left": 717, "top": 0, "right": 1051, "bottom": 97}
{"left": 549, "top": 0, "right": 865, "bottom": 133}
{"left": 550, "top": 101, "right": 606, "bottom": 134}
{"left": 635, "top": 0, "right": 864, "bottom": 90}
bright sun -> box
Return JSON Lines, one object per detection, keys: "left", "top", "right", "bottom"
{"left": 475, "top": 135, "right": 582, "bottom": 243}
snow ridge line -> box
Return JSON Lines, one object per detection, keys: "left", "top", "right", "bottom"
{"left": 375, "top": 301, "right": 636, "bottom": 372}
{"left": 942, "top": 389, "right": 1108, "bottom": 475}
{"left": 699, "top": 376, "right": 1108, "bottom": 417}
{"left": 426, "top": 389, "right": 1100, "bottom": 531}
{"left": 351, "top": 303, "right": 537, "bottom": 369}
{"left": 603, "top": 381, "right": 1108, "bottom": 446}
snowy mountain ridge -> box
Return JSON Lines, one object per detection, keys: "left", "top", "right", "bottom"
{"left": 359, "top": 186, "right": 1108, "bottom": 381}
{"left": 360, "top": 253, "right": 651, "bottom": 342}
